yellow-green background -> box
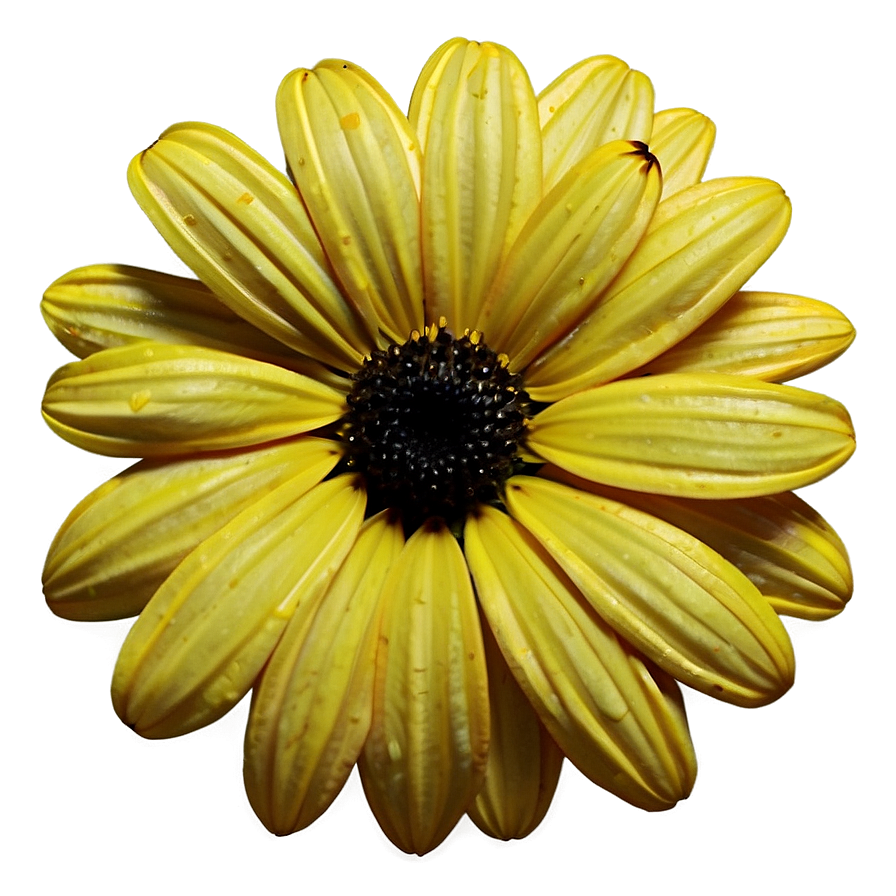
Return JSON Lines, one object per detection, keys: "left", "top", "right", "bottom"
{"left": 5, "top": 0, "right": 887, "bottom": 892}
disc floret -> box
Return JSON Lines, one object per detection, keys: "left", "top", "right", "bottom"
{"left": 343, "top": 321, "right": 531, "bottom": 528}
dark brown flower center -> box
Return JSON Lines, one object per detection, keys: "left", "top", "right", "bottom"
{"left": 342, "top": 323, "right": 531, "bottom": 530}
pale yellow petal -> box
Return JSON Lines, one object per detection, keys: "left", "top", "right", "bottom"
{"left": 526, "top": 178, "right": 793, "bottom": 401}
{"left": 467, "top": 619, "right": 563, "bottom": 841}
{"left": 244, "top": 511, "right": 404, "bottom": 834}
{"left": 41, "top": 263, "right": 345, "bottom": 386}
{"left": 409, "top": 38, "right": 542, "bottom": 329}
{"left": 526, "top": 373, "right": 854, "bottom": 499}
{"left": 538, "top": 56, "right": 654, "bottom": 190}
{"left": 111, "top": 474, "right": 365, "bottom": 739}
{"left": 504, "top": 476, "right": 796, "bottom": 707}
{"left": 546, "top": 471, "right": 853, "bottom": 621}
{"left": 128, "top": 122, "right": 367, "bottom": 370}
{"left": 631, "top": 291, "right": 856, "bottom": 382}
{"left": 42, "top": 343, "right": 346, "bottom": 457}
{"left": 276, "top": 61, "right": 423, "bottom": 342}
{"left": 465, "top": 506, "right": 696, "bottom": 807}
{"left": 359, "top": 518, "right": 489, "bottom": 855}
{"left": 480, "top": 141, "right": 661, "bottom": 370}
{"left": 42, "top": 437, "right": 340, "bottom": 621}
{"left": 649, "top": 108, "right": 715, "bottom": 199}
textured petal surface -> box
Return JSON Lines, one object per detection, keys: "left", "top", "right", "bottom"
{"left": 649, "top": 108, "right": 715, "bottom": 199}
{"left": 409, "top": 38, "right": 542, "bottom": 329}
{"left": 480, "top": 141, "right": 661, "bottom": 369}
{"left": 40, "top": 263, "right": 339, "bottom": 380}
{"left": 538, "top": 56, "right": 654, "bottom": 190}
{"left": 547, "top": 472, "right": 853, "bottom": 621}
{"left": 42, "top": 343, "right": 346, "bottom": 457}
{"left": 244, "top": 511, "right": 404, "bottom": 834}
{"left": 111, "top": 474, "right": 365, "bottom": 739}
{"left": 526, "top": 373, "right": 855, "bottom": 498}
{"left": 526, "top": 177, "right": 793, "bottom": 400}
{"left": 42, "top": 437, "right": 340, "bottom": 621}
{"left": 360, "top": 518, "right": 489, "bottom": 855}
{"left": 128, "top": 122, "right": 367, "bottom": 370}
{"left": 504, "top": 476, "right": 796, "bottom": 706}
{"left": 467, "top": 620, "right": 563, "bottom": 840}
{"left": 277, "top": 60, "right": 424, "bottom": 342}
{"left": 465, "top": 505, "right": 696, "bottom": 808}
{"left": 631, "top": 291, "right": 856, "bottom": 382}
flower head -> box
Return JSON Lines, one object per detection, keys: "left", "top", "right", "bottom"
{"left": 41, "top": 38, "right": 855, "bottom": 854}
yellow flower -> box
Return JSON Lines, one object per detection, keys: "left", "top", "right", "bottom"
{"left": 40, "top": 39, "right": 855, "bottom": 854}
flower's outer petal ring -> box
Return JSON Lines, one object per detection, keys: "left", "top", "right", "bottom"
{"left": 276, "top": 61, "right": 424, "bottom": 344}
{"left": 42, "top": 343, "right": 347, "bottom": 458}
{"left": 526, "top": 178, "right": 792, "bottom": 401}
{"left": 545, "top": 470, "right": 853, "bottom": 621}
{"left": 41, "top": 264, "right": 347, "bottom": 387}
{"left": 649, "top": 108, "right": 715, "bottom": 199}
{"left": 409, "top": 38, "right": 542, "bottom": 329}
{"left": 467, "top": 619, "right": 563, "bottom": 840}
{"left": 111, "top": 474, "right": 365, "bottom": 739}
{"left": 360, "top": 518, "right": 489, "bottom": 855}
{"left": 128, "top": 122, "right": 367, "bottom": 371}
{"left": 630, "top": 291, "right": 856, "bottom": 382}
{"left": 465, "top": 506, "right": 696, "bottom": 808}
{"left": 505, "top": 477, "right": 796, "bottom": 707}
{"left": 538, "top": 55, "right": 654, "bottom": 191}
{"left": 526, "top": 373, "right": 855, "bottom": 499}
{"left": 481, "top": 141, "right": 661, "bottom": 370}
{"left": 245, "top": 510, "right": 404, "bottom": 835}
{"left": 43, "top": 437, "right": 340, "bottom": 621}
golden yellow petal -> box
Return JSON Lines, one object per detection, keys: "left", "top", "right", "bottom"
{"left": 480, "top": 141, "right": 661, "bottom": 370}
{"left": 504, "top": 476, "right": 796, "bottom": 707}
{"left": 111, "top": 474, "right": 365, "bottom": 739}
{"left": 244, "top": 511, "right": 404, "bottom": 834}
{"left": 409, "top": 38, "right": 542, "bottom": 329}
{"left": 359, "top": 518, "right": 489, "bottom": 855}
{"left": 538, "top": 56, "right": 654, "bottom": 191}
{"left": 42, "top": 343, "right": 346, "bottom": 457}
{"left": 465, "top": 505, "right": 696, "bottom": 808}
{"left": 649, "top": 108, "right": 715, "bottom": 199}
{"left": 526, "top": 373, "right": 855, "bottom": 499}
{"left": 546, "top": 470, "right": 853, "bottom": 621}
{"left": 128, "top": 122, "right": 367, "bottom": 371}
{"left": 467, "top": 618, "right": 563, "bottom": 840}
{"left": 631, "top": 291, "right": 856, "bottom": 382}
{"left": 276, "top": 61, "right": 424, "bottom": 343}
{"left": 42, "top": 437, "right": 340, "bottom": 621}
{"left": 526, "top": 177, "right": 793, "bottom": 401}
{"left": 40, "top": 263, "right": 346, "bottom": 387}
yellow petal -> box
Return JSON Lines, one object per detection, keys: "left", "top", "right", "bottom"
{"left": 504, "top": 476, "right": 796, "bottom": 707}
{"left": 111, "top": 474, "right": 365, "bottom": 739}
{"left": 480, "top": 141, "right": 661, "bottom": 370}
{"left": 276, "top": 60, "right": 424, "bottom": 343}
{"left": 128, "top": 121, "right": 367, "bottom": 371}
{"left": 649, "top": 108, "right": 715, "bottom": 199}
{"left": 43, "top": 437, "right": 340, "bottom": 621}
{"left": 526, "top": 373, "right": 855, "bottom": 498}
{"left": 42, "top": 343, "right": 346, "bottom": 457}
{"left": 244, "top": 510, "right": 404, "bottom": 834}
{"left": 465, "top": 505, "right": 696, "bottom": 808}
{"left": 631, "top": 291, "right": 856, "bottom": 382}
{"left": 359, "top": 518, "right": 489, "bottom": 855}
{"left": 526, "top": 177, "right": 793, "bottom": 401}
{"left": 40, "top": 264, "right": 346, "bottom": 387}
{"left": 409, "top": 38, "right": 542, "bottom": 329}
{"left": 538, "top": 55, "right": 654, "bottom": 191}
{"left": 467, "top": 619, "right": 563, "bottom": 840}
{"left": 546, "top": 471, "right": 853, "bottom": 621}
